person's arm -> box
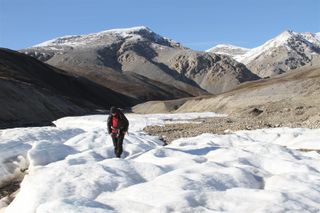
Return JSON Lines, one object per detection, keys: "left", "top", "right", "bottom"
{"left": 107, "top": 115, "right": 112, "bottom": 134}
{"left": 123, "top": 115, "right": 129, "bottom": 133}
{"left": 119, "top": 112, "right": 129, "bottom": 133}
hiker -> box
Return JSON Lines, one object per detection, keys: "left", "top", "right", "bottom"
{"left": 107, "top": 107, "right": 129, "bottom": 158}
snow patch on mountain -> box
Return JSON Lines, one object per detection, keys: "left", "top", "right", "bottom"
{"left": 32, "top": 26, "right": 180, "bottom": 49}
{"left": 206, "top": 44, "right": 250, "bottom": 57}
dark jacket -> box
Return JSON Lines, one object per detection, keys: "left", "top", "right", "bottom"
{"left": 107, "top": 108, "right": 129, "bottom": 134}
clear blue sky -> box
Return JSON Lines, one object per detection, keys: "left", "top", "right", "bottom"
{"left": 0, "top": 0, "right": 319, "bottom": 50}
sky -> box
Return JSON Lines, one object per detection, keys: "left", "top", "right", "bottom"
{"left": 0, "top": 0, "right": 319, "bottom": 51}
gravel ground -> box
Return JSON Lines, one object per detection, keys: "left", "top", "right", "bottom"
{"left": 144, "top": 105, "right": 320, "bottom": 144}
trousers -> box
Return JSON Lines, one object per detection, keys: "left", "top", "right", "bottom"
{"left": 111, "top": 133, "right": 125, "bottom": 158}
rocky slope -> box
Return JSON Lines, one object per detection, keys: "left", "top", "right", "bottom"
{"left": 0, "top": 48, "right": 137, "bottom": 128}
{"left": 164, "top": 51, "right": 259, "bottom": 94}
{"left": 208, "top": 31, "right": 320, "bottom": 78}
{"left": 134, "top": 65, "right": 320, "bottom": 131}
{"left": 21, "top": 26, "right": 259, "bottom": 95}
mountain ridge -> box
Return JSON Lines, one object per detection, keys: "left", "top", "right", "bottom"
{"left": 0, "top": 48, "right": 135, "bottom": 128}
{"left": 21, "top": 26, "right": 259, "bottom": 95}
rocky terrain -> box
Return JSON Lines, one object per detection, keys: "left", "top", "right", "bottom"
{"left": 164, "top": 51, "right": 259, "bottom": 94}
{"left": 21, "top": 26, "right": 259, "bottom": 95}
{"left": 136, "top": 65, "right": 320, "bottom": 143}
{"left": 144, "top": 107, "right": 320, "bottom": 144}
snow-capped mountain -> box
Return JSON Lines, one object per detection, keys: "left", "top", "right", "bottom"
{"left": 31, "top": 26, "right": 182, "bottom": 56}
{"left": 235, "top": 31, "right": 320, "bottom": 63}
{"left": 208, "top": 31, "right": 320, "bottom": 78}
{"left": 21, "top": 26, "right": 259, "bottom": 95}
{"left": 36, "top": 26, "right": 180, "bottom": 47}
{"left": 206, "top": 44, "right": 250, "bottom": 58}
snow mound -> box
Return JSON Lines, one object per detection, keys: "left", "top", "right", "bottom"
{"left": 28, "top": 141, "right": 77, "bottom": 167}
{"left": 0, "top": 127, "right": 84, "bottom": 187}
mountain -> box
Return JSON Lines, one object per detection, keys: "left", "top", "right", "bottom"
{"left": 21, "top": 26, "right": 259, "bottom": 95}
{"left": 206, "top": 44, "right": 250, "bottom": 58}
{"left": 0, "top": 48, "right": 136, "bottom": 128}
{"left": 163, "top": 51, "right": 259, "bottom": 94}
{"left": 208, "top": 31, "right": 320, "bottom": 78}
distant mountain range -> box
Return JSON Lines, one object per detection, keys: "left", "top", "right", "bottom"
{"left": 21, "top": 26, "right": 259, "bottom": 95}
{"left": 1, "top": 27, "right": 320, "bottom": 128}
{"left": 207, "top": 31, "right": 320, "bottom": 77}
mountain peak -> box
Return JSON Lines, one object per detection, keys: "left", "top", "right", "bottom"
{"left": 272, "top": 30, "right": 297, "bottom": 44}
{"left": 283, "top": 29, "right": 294, "bottom": 34}
{"left": 32, "top": 26, "right": 180, "bottom": 49}
{"left": 100, "top": 26, "right": 152, "bottom": 34}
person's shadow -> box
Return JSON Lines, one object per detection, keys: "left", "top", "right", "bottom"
{"left": 120, "top": 150, "right": 130, "bottom": 159}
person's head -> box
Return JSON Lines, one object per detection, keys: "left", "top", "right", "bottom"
{"left": 110, "top": 106, "right": 117, "bottom": 116}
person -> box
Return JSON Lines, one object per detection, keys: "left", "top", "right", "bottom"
{"left": 107, "top": 106, "right": 129, "bottom": 158}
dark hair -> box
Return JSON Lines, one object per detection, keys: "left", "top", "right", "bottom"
{"left": 110, "top": 106, "right": 117, "bottom": 114}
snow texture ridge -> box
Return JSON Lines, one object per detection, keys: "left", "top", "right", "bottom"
{"left": 1, "top": 113, "right": 320, "bottom": 212}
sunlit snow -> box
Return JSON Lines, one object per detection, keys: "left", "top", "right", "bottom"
{"left": 1, "top": 112, "right": 319, "bottom": 212}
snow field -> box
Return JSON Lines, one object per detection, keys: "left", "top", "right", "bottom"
{"left": 0, "top": 112, "right": 319, "bottom": 212}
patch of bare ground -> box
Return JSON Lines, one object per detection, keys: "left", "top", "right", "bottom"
{"left": 144, "top": 104, "right": 320, "bottom": 144}
{"left": 0, "top": 169, "right": 27, "bottom": 208}
{"left": 0, "top": 178, "right": 23, "bottom": 209}
{"left": 0, "top": 181, "right": 20, "bottom": 200}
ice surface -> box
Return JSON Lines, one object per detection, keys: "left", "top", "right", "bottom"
{"left": 1, "top": 113, "right": 320, "bottom": 212}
